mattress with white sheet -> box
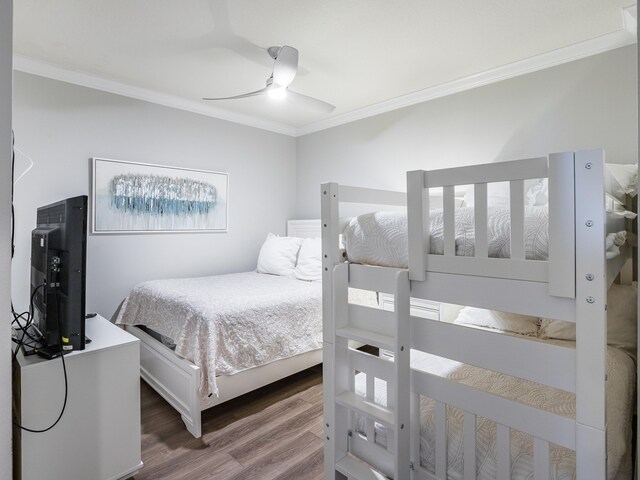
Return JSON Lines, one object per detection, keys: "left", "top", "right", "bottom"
{"left": 354, "top": 341, "right": 635, "bottom": 480}
{"left": 115, "top": 271, "right": 322, "bottom": 398}
{"left": 344, "top": 207, "right": 549, "bottom": 268}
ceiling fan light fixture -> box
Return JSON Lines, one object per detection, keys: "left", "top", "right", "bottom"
{"left": 203, "top": 44, "right": 335, "bottom": 113}
{"left": 268, "top": 86, "right": 287, "bottom": 100}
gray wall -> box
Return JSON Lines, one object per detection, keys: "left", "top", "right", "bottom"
{"left": 0, "top": 2, "right": 12, "bottom": 478}
{"left": 12, "top": 72, "right": 297, "bottom": 318}
{"left": 296, "top": 45, "right": 638, "bottom": 218}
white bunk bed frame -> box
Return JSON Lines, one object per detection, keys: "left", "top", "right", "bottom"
{"left": 321, "top": 149, "right": 634, "bottom": 480}
{"left": 124, "top": 219, "right": 322, "bottom": 438}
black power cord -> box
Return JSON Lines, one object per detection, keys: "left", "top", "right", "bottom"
{"left": 13, "top": 289, "right": 69, "bottom": 433}
{"left": 10, "top": 132, "right": 69, "bottom": 433}
{"left": 12, "top": 283, "right": 45, "bottom": 362}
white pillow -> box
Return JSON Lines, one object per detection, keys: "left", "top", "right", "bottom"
{"left": 525, "top": 178, "right": 548, "bottom": 206}
{"left": 463, "top": 182, "right": 511, "bottom": 208}
{"left": 294, "top": 237, "right": 322, "bottom": 281}
{"left": 538, "top": 163, "right": 637, "bottom": 206}
{"left": 426, "top": 188, "right": 466, "bottom": 209}
{"left": 605, "top": 163, "right": 637, "bottom": 202}
{"left": 464, "top": 179, "right": 549, "bottom": 208}
{"left": 606, "top": 194, "right": 637, "bottom": 219}
{"left": 539, "top": 283, "right": 637, "bottom": 356}
{"left": 256, "top": 233, "right": 302, "bottom": 276}
{"left": 524, "top": 167, "right": 639, "bottom": 207}
{"left": 461, "top": 163, "right": 637, "bottom": 208}
{"left": 453, "top": 307, "right": 539, "bottom": 336}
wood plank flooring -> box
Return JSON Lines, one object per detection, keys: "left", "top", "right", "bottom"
{"left": 133, "top": 365, "right": 325, "bottom": 480}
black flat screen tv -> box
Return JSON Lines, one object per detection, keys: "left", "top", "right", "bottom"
{"left": 30, "top": 195, "right": 88, "bottom": 351}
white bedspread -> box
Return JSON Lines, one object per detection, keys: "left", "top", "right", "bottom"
{"left": 344, "top": 207, "right": 549, "bottom": 268}
{"left": 115, "top": 272, "right": 322, "bottom": 398}
{"left": 355, "top": 342, "right": 635, "bottom": 480}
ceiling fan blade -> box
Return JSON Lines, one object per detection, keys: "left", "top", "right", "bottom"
{"left": 272, "top": 46, "right": 298, "bottom": 87}
{"left": 287, "top": 90, "right": 335, "bottom": 114}
{"left": 203, "top": 87, "right": 268, "bottom": 101}
{"left": 206, "top": 0, "right": 272, "bottom": 68}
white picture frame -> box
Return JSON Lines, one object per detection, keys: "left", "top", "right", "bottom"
{"left": 92, "top": 157, "right": 228, "bottom": 234}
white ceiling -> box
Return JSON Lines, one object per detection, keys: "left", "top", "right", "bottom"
{"left": 13, "top": 1, "right": 637, "bottom": 135}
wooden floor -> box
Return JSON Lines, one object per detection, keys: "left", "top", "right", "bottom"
{"left": 133, "top": 365, "right": 325, "bottom": 480}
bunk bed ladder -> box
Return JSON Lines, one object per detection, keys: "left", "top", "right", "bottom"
{"left": 328, "top": 263, "right": 411, "bottom": 480}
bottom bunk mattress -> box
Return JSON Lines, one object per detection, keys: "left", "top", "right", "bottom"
{"left": 355, "top": 344, "right": 635, "bottom": 480}
{"left": 115, "top": 271, "right": 323, "bottom": 397}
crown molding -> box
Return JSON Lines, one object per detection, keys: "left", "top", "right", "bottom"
{"left": 296, "top": 9, "right": 638, "bottom": 137}
{"left": 12, "top": 5, "right": 638, "bottom": 139}
{"left": 12, "top": 55, "right": 297, "bottom": 137}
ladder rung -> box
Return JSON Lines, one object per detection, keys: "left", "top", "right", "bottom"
{"left": 336, "top": 455, "right": 388, "bottom": 480}
{"left": 336, "top": 391, "right": 395, "bottom": 427}
{"left": 336, "top": 327, "right": 395, "bottom": 351}
{"left": 348, "top": 263, "right": 406, "bottom": 294}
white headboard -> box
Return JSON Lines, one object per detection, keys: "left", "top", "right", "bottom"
{"left": 287, "top": 219, "right": 321, "bottom": 238}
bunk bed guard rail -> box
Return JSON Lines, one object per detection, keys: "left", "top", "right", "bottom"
{"left": 406, "top": 151, "right": 587, "bottom": 299}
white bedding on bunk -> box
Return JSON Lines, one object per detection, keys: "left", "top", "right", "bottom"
{"left": 115, "top": 271, "right": 323, "bottom": 397}
{"left": 354, "top": 342, "right": 635, "bottom": 480}
{"left": 344, "top": 207, "right": 549, "bottom": 268}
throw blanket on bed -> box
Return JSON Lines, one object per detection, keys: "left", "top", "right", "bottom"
{"left": 344, "top": 207, "right": 549, "bottom": 268}
{"left": 115, "top": 272, "right": 323, "bottom": 398}
{"left": 355, "top": 342, "right": 635, "bottom": 480}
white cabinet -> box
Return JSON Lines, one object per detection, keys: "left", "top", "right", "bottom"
{"left": 378, "top": 293, "right": 440, "bottom": 359}
{"left": 13, "top": 315, "right": 142, "bottom": 480}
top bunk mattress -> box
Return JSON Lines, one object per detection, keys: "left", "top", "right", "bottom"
{"left": 115, "top": 271, "right": 322, "bottom": 397}
{"left": 344, "top": 207, "right": 549, "bottom": 268}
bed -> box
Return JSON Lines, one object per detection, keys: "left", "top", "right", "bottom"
{"left": 320, "top": 150, "right": 637, "bottom": 480}
{"left": 116, "top": 219, "right": 324, "bottom": 438}
{"left": 353, "top": 337, "right": 635, "bottom": 480}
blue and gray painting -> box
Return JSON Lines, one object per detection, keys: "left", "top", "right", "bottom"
{"left": 108, "top": 173, "right": 217, "bottom": 217}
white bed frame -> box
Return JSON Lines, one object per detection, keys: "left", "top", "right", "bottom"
{"left": 124, "top": 219, "right": 322, "bottom": 438}
{"left": 321, "top": 150, "right": 635, "bottom": 480}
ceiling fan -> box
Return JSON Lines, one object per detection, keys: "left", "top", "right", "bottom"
{"left": 203, "top": 45, "right": 335, "bottom": 114}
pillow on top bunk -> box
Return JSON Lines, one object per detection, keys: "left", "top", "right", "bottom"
{"left": 606, "top": 194, "right": 637, "bottom": 219}
{"left": 525, "top": 178, "right": 548, "bottom": 206}
{"left": 294, "top": 237, "right": 322, "bottom": 281}
{"left": 539, "top": 283, "right": 637, "bottom": 356}
{"left": 460, "top": 162, "right": 637, "bottom": 208}
{"left": 525, "top": 178, "right": 634, "bottom": 214}
{"left": 462, "top": 182, "right": 511, "bottom": 208}
{"left": 605, "top": 163, "right": 637, "bottom": 202}
{"left": 462, "top": 180, "right": 548, "bottom": 208}
{"left": 453, "top": 307, "right": 539, "bottom": 336}
{"left": 256, "top": 233, "right": 302, "bottom": 276}
{"left": 527, "top": 164, "right": 638, "bottom": 205}
{"left": 424, "top": 188, "right": 466, "bottom": 209}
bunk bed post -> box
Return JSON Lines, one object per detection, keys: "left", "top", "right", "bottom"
{"left": 407, "top": 170, "right": 427, "bottom": 281}
{"left": 548, "top": 152, "right": 576, "bottom": 298}
{"left": 393, "top": 270, "right": 411, "bottom": 478}
{"left": 321, "top": 182, "right": 342, "bottom": 341}
{"left": 574, "top": 149, "right": 607, "bottom": 479}
{"left": 331, "top": 264, "right": 350, "bottom": 480}
{"left": 321, "top": 182, "right": 347, "bottom": 480}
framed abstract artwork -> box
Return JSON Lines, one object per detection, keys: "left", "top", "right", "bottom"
{"left": 92, "top": 158, "right": 228, "bottom": 233}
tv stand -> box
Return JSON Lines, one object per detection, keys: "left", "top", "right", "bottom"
{"left": 13, "top": 315, "right": 142, "bottom": 480}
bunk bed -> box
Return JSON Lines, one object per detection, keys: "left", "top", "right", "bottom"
{"left": 321, "top": 150, "right": 637, "bottom": 480}
{"left": 116, "top": 220, "right": 323, "bottom": 438}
